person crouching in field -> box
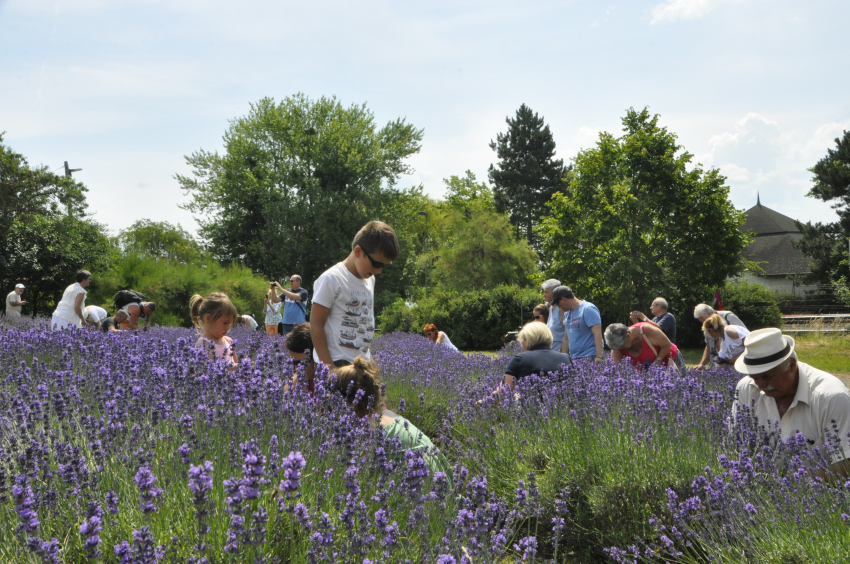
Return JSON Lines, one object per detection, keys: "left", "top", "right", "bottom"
{"left": 190, "top": 293, "right": 239, "bottom": 369}
{"left": 333, "top": 356, "right": 449, "bottom": 477}
{"left": 731, "top": 328, "right": 850, "bottom": 478}
{"left": 604, "top": 322, "right": 686, "bottom": 374}
{"left": 102, "top": 310, "right": 129, "bottom": 332}
{"left": 285, "top": 322, "right": 316, "bottom": 393}
{"left": 423, "top": 323, "right": 459, "bottom": 352}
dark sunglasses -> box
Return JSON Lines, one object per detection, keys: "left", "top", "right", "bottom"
{"left": 364, "top": 250, "right": 391, "bottom": 269}
{"left": 534, "top": 315, "right": 543, "bottom": 320}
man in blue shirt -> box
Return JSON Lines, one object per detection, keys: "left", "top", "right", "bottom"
{"left": 271, "top": 275, "right": 309, "bottom": 335}
{"left": 552, "top": 286, "right": 603, "bottom": 363}
{"left": 631, "top": 297, "right": 676, "bottom": 344}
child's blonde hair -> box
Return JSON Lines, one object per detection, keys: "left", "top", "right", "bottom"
{"left": 190, "top": 292, "right": 238, "bottom": 330}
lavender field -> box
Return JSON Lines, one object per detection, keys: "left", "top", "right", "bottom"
{"left": 1, "top": 319, "right": 849, "bottom": 563}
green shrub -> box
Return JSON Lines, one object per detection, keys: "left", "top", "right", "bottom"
{"left": 378, "top": 285, "right": 542, "bottom": 350}
{"left": 722, "top": 279, "right": 783, "bottom": 331}
{"left": 87, "top": 254, "right": 271, "bottom": 327}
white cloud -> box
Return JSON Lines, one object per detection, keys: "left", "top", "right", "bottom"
{"left": 697, "top": 113, "right": 850, "bottom": 223}
{"left": 650, "top": 0, "right": 737, "bottom": 24}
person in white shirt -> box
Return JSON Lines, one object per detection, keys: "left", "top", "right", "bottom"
{"left": 732, "top": 328, "right": 850, "bottom": 477}
{"left": 702, "top": 313, "right": 750, "bottom": 366}
{"left": 52, "top": 271, "right": 91, "bottom": 330}
{"left": 694, "top": 304, "right": 747, "bottom": 369}
{"left": 84, "top": 305, "right": 109, "bottom": 329}
{"left": 5, "top": 284, "right": 26, "bottom": 317}
{"left": 423, "top": 323, "right": 460, "bottom": 352}
{"left": 311, "top": 221, "right": 399, "bottom": 369}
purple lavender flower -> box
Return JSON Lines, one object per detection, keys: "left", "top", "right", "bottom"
{"left": 178, "top": 443, "right": 191, "bottom": 464}
{"left": 134, "top": 466, "right": 163, "bottom": 514}
{"left": 12, "top": 475, "right": 39, "bottom": 534}
{"left": 105, "top": 491, "right": 120, "bottom": 516}
{"left": 279, "top": 451, "right": 306, "bottom": 509}
{"left": 79, "top": 502, "right": 103, "bottom": 560}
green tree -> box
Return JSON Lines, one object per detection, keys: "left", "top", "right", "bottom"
{"left": 444, "top": 170, "right": 495, "bottom": 214}
{"left": 795, "top": 130, "right": 850, "bottom": 283}
{"left": 0, "top": 134, "right": 113, "bottom": 316}
{"left": 540, "top": 107, "right": 748, "bottom": 345}
{"left": 118, "top": 219, "right": 204, "bottom": 264}
{"left": 177, "top": 94, "right": 423, "bottom": 309}
{"left": 488, "top": 104, "right": 568, "bottom": 249}
{"left": 413, "top": 173, "right": 538, "bottom": 292}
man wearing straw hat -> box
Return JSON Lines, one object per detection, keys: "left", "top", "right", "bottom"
{"left": 732, "top": 328, "right": 850, "bottom": 475}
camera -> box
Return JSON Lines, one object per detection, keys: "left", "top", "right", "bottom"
{"left": 270, "top": 282, "right": 276, "bottom": 288}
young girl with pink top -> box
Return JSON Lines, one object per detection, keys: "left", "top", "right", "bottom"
{"left": 190, "top": 292, "right": 238, "bottom": 368}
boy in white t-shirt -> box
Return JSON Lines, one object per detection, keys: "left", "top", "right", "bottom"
{"left": 311, "top": 221, "right": 400, "bottom": 369}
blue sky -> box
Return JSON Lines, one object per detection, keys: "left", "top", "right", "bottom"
{"left": 2, "top": 0, "right": 848, "bottom": 236}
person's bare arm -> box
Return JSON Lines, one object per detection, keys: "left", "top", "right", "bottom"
{"left": 74, "top": 294, "right": 87, "bottom": 325}
{"left": 632, "top": 310, "right": 661, "bottom": 329}
{"left": 436, "top": 332, "right": 446, "bottom": 344}
{"left": 642, "top": 324, "right": 672, "bottom": 363}
{"left": 591, "top": 324, "right": 603, "bottom": 363}
{"left": 143, "top": 307, "right": 152, "bottom": 328}
{"left": 697, "top": 344, "right": 711, "bottom": 368}
{"left": 126, "top": 304, "right": 142, "bottom": 330}
{"left": 310, "top": 304, "right": 334, "bottom": 369}
{"left": 611, "top": 349, "right": 625, "bottom": 364}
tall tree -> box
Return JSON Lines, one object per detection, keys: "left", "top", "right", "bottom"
{"left": 539, "top": 107, "right": 748, "bottom": 345}
{"left": 795, "top": 130, "right": 850, "bottom": 282}
{"left": 118, "top": 219, "right": 204, "bottom": 264}
{"left": 0, "top": 134, "right": 113, "bottom": 316}
{"left": 177, "top": 94, "right": 423, "bottom": 308}
{"left": 413, "top": 172, "right": 538, "bottom": 292}
{"left": 488, "top": 104, "right": 567, "bottom": 249}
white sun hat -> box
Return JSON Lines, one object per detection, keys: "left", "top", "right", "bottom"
{"left": 734, "top": 328, "right": 795, "bottom": 375}
{"left": 15, "top": 284, "right": 25, "bottom": 289}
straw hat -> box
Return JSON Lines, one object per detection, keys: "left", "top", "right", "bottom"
{"left": 734, "top": 328, "right": 795, "bottom": 375}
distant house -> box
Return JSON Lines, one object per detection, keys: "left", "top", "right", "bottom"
{"left": 737, "top": 197, "right": 817, "bottom": 294}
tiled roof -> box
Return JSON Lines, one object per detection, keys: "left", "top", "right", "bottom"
{"left": 741, "top": 202, "right": 812, "bottom": 276}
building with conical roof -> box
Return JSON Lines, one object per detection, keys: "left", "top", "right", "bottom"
{"left": 738, "top": 195, "right": 815, "bottom": 293}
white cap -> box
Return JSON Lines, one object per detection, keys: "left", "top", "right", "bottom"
{"left": 15, "top": 284, "right": 25, "bottom": 289}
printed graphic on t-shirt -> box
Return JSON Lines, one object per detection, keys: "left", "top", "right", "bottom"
{"left": 569, "top": 317, "right": 581, "bottom": 329}
{"left": 337, "top": 294, "right": 374, "bottom": 353}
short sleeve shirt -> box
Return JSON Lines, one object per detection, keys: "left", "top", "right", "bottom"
{"left": 312, "top": 262, "right": 375, "bottom": 364}
{"left": 733, "top": 362, "right": 850, "bottom": 464}
{"left": 505, "top": 345, "right": 572, "bottom": 380}
{"left": 85, "top": 305, "right": 108, "bottom": 323}
{"left": 282, "top": 288, "right": 309, "bottom": 324}
{"left": 101, "top": 317, "right": 119, "bottom": 332}
{"left": 652, "top": 312, "right": 676, "bottom": 344}
{"left": 565, "top": 300, "right": 602, "bottom": 359}
{"left": 53, "top": 283, "right": 87, "bottom": 325}
{"left": 6, "top": 291, "right": 22, "bottom": 317}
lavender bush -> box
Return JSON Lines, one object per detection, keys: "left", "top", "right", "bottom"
{"left": 0, "top": 319, "right": 847, "bottom": 563}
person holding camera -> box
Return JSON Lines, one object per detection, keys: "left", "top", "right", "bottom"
{"left": 263, "top": 287, "right": 283, "bottom": 336}
{"left": 270, "top": 274, "right": 308, "bottom": 335}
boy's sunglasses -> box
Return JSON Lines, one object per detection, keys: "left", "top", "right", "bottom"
{"left": 364, "top": 251, "right": 391, "bottom": 269}
{"left": 534, "top": 315, "right": 544, "bottom": 320}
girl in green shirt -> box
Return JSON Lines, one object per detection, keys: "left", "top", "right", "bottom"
{"left": 333, "top": 357, "right": 449, "bottom": 477}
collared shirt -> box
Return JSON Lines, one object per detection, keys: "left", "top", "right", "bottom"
{"left": 732, "top": 361, "right": 850, "bottom": 464}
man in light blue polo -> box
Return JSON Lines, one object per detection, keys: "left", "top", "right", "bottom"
{"left": 552, "top": 285, "right": 603, "bottom": 363}
{"left": 271, "top": 274, "right": 308, "bottom": 335}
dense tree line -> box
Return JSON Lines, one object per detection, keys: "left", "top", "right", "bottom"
{"left": 0, "top": 133, "right": 113, "bottom": 316}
